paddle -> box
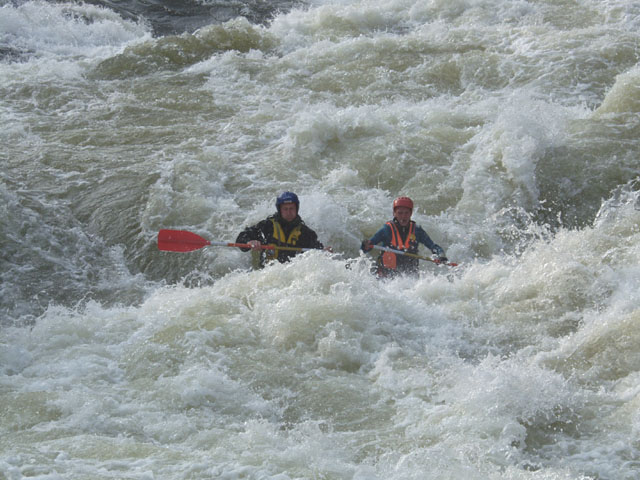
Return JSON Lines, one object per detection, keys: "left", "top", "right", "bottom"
{"left": 371, "top": 244, "right": 458, "bottom": 267}
{"left": 157, "top": 229, "right": 318, "bottom": 253}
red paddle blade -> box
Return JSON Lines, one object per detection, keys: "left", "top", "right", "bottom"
{"left": 157, "top": 229, "right": 211, "bottom": 252}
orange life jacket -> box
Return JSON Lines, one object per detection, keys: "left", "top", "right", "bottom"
{"left": 386, "top": 221, "right": 417, "bottom": 251}
{"left": 379, "top": 221, "right": 418, "bottom": 272}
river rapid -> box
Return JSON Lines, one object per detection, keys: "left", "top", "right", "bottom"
{"left": 1, "top": 0, "right": 640, "bottom": 478}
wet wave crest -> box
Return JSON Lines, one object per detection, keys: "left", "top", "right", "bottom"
{"left": 92, "top": 18, "right": 276, "bottom": 78}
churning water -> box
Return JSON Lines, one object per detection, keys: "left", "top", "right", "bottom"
{"left": 1, "top": 0, "right": 640, "bottom": 478}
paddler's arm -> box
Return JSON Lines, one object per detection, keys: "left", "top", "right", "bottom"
{"left": 361, "top": 225, "right": 392, "bottom": 252}
{"left": 299, "top": 225, "right": 332, "bottom": 252}
{"left": 415, "top": 225, "right": 448, "bottom": 262}
{"left": 235, "top": 219, "right": 271, "bottom": 251}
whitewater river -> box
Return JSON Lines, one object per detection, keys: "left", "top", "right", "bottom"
{"left": 1, "top": 0, "right": 639, "bottom": 478}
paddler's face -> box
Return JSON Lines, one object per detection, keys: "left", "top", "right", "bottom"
{"left": 280, "top": 203, "right": 298, "bottom": 222}
{"left": 394, "top": 207, "right": 412, "bottom": 226}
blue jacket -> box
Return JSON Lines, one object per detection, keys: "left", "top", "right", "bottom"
{"left": 366, "top": 220, "right": 445, "bottom": 257}
{"left": 363, "top": 219, "right": 445, "bottom": 275}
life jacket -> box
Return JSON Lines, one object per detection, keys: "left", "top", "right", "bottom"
{"left": 387, "top": 220, "right": 417, "bottom": 252}
{"left": 265, "top": 217, "right": 302, "bottom": 262}
{"left": 378, "top": 221, "right": 419, "bottom": 273}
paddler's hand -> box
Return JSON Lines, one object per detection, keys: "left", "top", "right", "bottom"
{"left": 248, "top": 240, "right": 262, "bottom": 251}
{"left": 361, "top": 240, "right": 373, "bottom": 252}
{"left": 323, "top": 246, "right": 333, "bottom": 253}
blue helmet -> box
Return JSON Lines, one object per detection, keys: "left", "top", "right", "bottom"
{"left": 276, "top": 191, "right": 299, "bottom": 212}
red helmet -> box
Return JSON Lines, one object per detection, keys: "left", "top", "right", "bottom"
{"left": 393, "top": 196, "right": 413, "bottom": 211}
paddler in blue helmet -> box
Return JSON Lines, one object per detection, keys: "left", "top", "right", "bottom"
{"left": 362, "top": 196, "right": 448, "bottom": 277}
{"left": 236, "top": 191, "right": 326, "bottom": 268}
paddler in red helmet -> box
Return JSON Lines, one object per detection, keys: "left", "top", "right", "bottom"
{"left": 361, "top": 196, "right": 448, "bottom": 277}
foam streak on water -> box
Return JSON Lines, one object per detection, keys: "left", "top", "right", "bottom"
{"left": 1, "top": 0, "right": 640, "bottom": 478}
